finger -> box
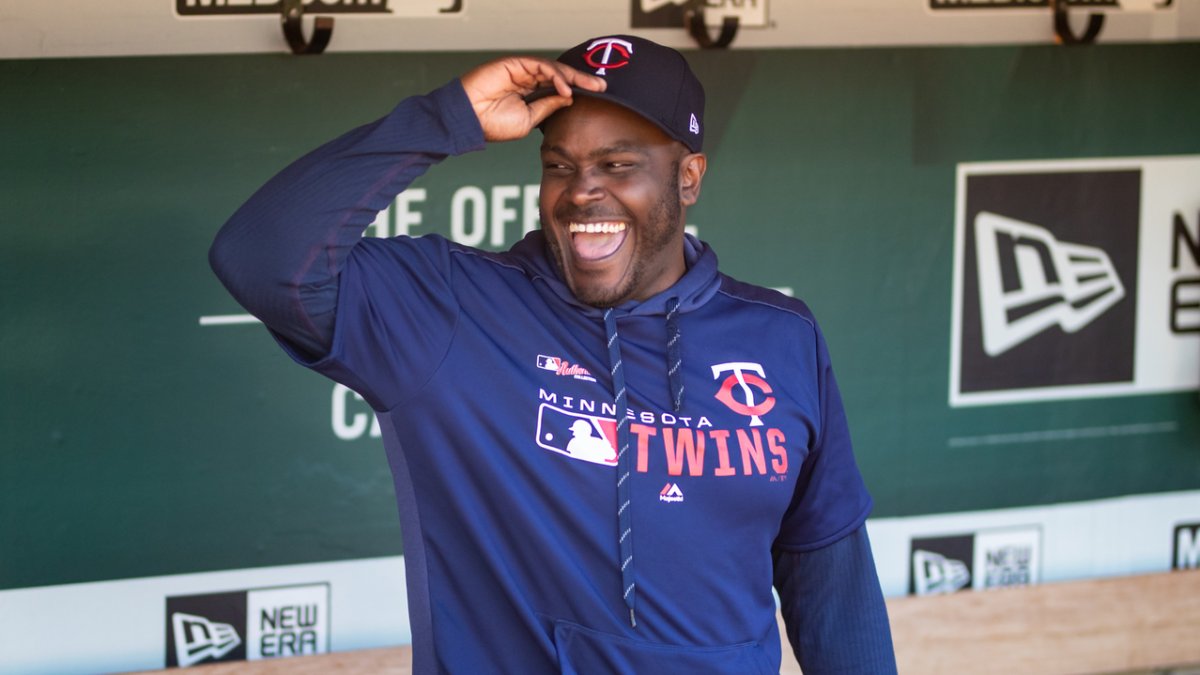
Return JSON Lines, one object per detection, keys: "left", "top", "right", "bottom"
{"left": 526, "top": 94, "right": 574, "bottom": 127}
{"left": 520, "top": 59, "right": 575, "bottom": 98}
{"left": 519, "top": 59, "right": 605, "bottom": 98}
{"left": 556, "top": 63, "right": 607, "bottom": 94}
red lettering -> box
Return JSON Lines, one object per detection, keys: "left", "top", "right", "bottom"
{"left": 710, "top": 429, "right": 736, "bottom": 477}
{"left": 631, "top": 423, "right": 656, "bottom": 473}
{"left": 767, "top": 428, "right": 787, "bottom": 474}
{"left": 663, "top": 428, "right": 706, "bottom": 477}
{"left": 556, "top": 362, "right": 592, "bottom": 377}
{"left": 736, "top": 429, "right": 767, "bottom": 475}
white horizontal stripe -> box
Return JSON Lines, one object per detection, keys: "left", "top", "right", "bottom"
{"left": 198, "top": 314, "right": 261, "bottom": 326}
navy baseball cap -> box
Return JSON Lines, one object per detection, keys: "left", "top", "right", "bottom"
{"left": 527, "top": 35, "right": 706, "bottom": 153}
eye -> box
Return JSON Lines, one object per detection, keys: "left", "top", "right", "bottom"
{"left": 542, "top": 161, "right": 571, "bottom": 175}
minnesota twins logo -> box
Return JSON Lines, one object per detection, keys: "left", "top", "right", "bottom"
{"left": 711, "top": 362, "right": 776, "bottom": 427}
{"left": 583, "top": 37, "right": 634, "bottom": 76}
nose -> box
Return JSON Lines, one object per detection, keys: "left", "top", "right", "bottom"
{"left": 567, "top": 168, "right": 605, "bottom": 207}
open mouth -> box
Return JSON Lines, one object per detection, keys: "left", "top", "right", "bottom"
{"left": 568, "top": 221, "right": 628, "bottom": 262}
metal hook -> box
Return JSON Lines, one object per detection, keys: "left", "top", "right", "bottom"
{"left": 1051, "top": 0, "right": 1105, "bottom": 46}
{"left": 281, "top": 0, "right": 334, "bottom": 55}
{"left": 685, "top": 1, "right": 738, "bottom": 50}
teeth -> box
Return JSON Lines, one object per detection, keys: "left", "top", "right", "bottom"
{"left": 569, "top": 222, "right": 627, "bottom": 234}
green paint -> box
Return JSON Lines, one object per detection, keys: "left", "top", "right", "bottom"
{"left": 2, "top": 44, "right": 1198, "bottom": 590}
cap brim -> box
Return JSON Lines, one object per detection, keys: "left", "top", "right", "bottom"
{"left": 524, "top": 85, "right": 692, "bottom": 151}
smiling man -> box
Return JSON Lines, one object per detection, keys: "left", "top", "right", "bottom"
{"left": 211, "top": 35, "right": 896, "bottom": 674}
{"left": 538, "top": 95, "right": 700, "bottom": 307}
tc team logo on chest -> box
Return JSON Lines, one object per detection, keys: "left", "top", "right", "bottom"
{"left": 711, "top": 362, "right": 776, "bottom": 427}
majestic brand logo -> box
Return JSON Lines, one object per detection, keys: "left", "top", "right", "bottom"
{"left": 172, "top": 613, "right": 242, "bottom": 667}
{"left": 584, "top": 37, "right": 634, "bottom": 76}
{"left": 537, "top": 354, "right": 596, "bottom": 382}
{"left": 711, "top": 362, "right": 776, "bottom": 426}
{"left": 974, "top": 212, "right": 1125, "bottom": 356}
{"left": 659, "top": 482, "right": 684, "bottom": 503}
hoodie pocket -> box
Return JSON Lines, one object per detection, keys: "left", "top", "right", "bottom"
{"left": 554, "top": 620, "right": 775, "bottom": 675}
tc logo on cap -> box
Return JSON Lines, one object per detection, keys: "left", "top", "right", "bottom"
{"left": 584, "top": 37, "right": 634, "bottom": 75}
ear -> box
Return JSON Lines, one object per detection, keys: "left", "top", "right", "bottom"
{"left": 678, "top": 152, "right": 707, "bottom": 207}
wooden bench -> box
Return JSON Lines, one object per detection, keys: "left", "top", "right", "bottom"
{"left": 138, "top": 569, "right": 1200, "bottom": 674}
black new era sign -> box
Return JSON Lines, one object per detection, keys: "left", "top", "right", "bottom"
{"left": 166, "top": 583, "right": 330, "bottom": 668}
{"left": 951, "top": 163, "right": 1142, "bottom": 405}
{"left": 166, "top": 591, "right": 247, "bottom": 667}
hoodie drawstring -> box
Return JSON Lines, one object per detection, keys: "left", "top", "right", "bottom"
{"left": 603, "top": 308, "right": 637, "bottom": 628}
{"left": 666, "top": 297, "right": 684, "bottom": 413}
{"left": 602, "top": 300, "right": 685, "bottom": 629}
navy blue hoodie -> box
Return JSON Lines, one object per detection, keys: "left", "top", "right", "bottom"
{"left": 210, "top": 79, "right": 894, "bottom": 674}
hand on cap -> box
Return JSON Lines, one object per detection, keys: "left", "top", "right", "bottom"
{"left": 461, "top": 57, "right": 605, "bottom": 143}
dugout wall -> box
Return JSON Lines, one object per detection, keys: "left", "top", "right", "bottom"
{"left": 2, "top": 1, "right": 1199, "bottom": 671}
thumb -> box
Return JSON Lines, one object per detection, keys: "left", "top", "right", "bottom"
{"left": 525, "top": 94, "right": 575, "bottom": 128}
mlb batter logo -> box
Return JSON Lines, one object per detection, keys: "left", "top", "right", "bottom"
{"left": 535, "top": 403, "right": 618, "bottom": 465}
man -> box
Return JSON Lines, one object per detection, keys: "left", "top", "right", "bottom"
{"left": 211, "top": 34, "right": 896, "bottom": 674}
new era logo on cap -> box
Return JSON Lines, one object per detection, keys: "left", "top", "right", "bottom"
{"left": 528, "top": 34, "right": 705, "bottom": 152}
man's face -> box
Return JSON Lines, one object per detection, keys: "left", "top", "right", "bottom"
{"left": 539, "top": 96, "right": 704, "bottom": 307}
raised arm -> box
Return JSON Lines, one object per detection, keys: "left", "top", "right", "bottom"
{"left": 208, "top": 58, "right": 604, "bottom": 359}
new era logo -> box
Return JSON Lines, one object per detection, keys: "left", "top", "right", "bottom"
{"left": 172, "top": 613, "right": 242, "bottom": 667}
{"left": 952, "top": 166, "right": 1139, "bottom": 404}
{"left": 165, "top": 584, "right": 329, "bottom": 668}
{"left": 911, "top": 550, "right": 970, "bottom": 595}
{"left": 974, "top": 211, "right": 1125, "bottom": 356}
{"left": 910, "top": 527, "right": 1041, "bottom": 595}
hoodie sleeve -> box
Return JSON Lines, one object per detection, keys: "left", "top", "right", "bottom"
{"left": 773, "top": 526, "right": 897, "bottom": 674}
{"left": 773, "top": 318, "right": 874, "bottom": 551}
{"left": 208, "top": 79, "right": 485, "bottom": 361}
